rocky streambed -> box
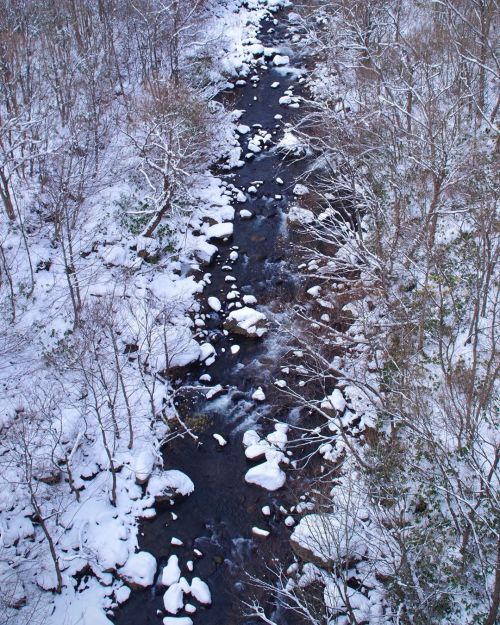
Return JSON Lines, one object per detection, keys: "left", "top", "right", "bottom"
{"left": 115, "top": 10, "right": 314, "bottom": 625}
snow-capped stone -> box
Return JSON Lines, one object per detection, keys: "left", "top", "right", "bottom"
{"left": 161, "top": 555, "right": 181, "bottom": 587}
{"left": 293, "top": 183, "right": 309, "bottom": 196}
{"left": 147, "top": 471, "right": 194, "bottom": 501}
{"left": 288, "top": 206, "right": 315, "bottom": 224}
{"left": 245, "top": 458, "right": 286, "bottom": 491}
{"left": 252, "top": 527, "right": 270, "bottom": 537}
{"left": 320, "top": 389, "right": 346, "bottom": 413}
{"left": 242, "top": 429, "right": 261, "bottom": 447}
{"left": 119, "top": 552, "right": 156, "bottom": 588}
{"left": 208, "top": 297, "right": 222, "bottom": 312}
{"left": 163, "top": 582, "right": 185, "bottom": 614}
{"left": 273, "top": 54, "right": 290, "bottom": 66}
{"left": 242, "top": 294, "right": 257, "bottom": 305}
{"left": 307, "top": 285, "right": 321, "bottom": 298}
{"left": 213, "top": 433, "right": 227, "bottom": 446}
{"left": 252, "top": 387, "right": 266, "bottom": 401}
{"left": 199, "top": 343, "right": 216, "bottom": 361}
{"left": 189, "top": 577, "right": 211, "bottom": 605}
{"left": 133, "top": 448, "right": 156, "bottom": 484}
{"left": 206, "top": 223, "right": 233, "bottom": 240}
{"left": 224, "top": 307, "right": 267, "bottom": 337}
{"left": 163, "top": 618, "right": 193, "bottom": 625}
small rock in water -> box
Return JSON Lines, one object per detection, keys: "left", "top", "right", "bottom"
{"left": 252, "top": 527, "right": 270, "bottom": 537}
{"left": 171, "top": 537, "right": 183, "bottom": 547}
{"left": 262, "top": 505, "right": 271, "bottom": 516}
{"left": 213, "top": 433, "right": 227, "bottom": 447}
{"left": 273, "top": 54, "right": 290, "bottom": 66}
{"left": 206, "top": 384, "right": 223, "bottom": 400}
{"left": 231, "top": 345, "right": 241, "bottom": 354}
{"left": 208, "top": 296, "right": 222, "bottom": 312}
{"left": 252, "top": 387, "right": 266, "bottom": 401}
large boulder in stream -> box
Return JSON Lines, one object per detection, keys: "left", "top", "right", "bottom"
{"left": 223, "top": 307, "right": 268, "bottom": 337}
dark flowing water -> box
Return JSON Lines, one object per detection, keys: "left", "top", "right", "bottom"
{"left": 115, "top": 11, "right": 311, "bottom": 625}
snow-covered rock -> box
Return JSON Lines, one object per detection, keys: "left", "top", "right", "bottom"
{"left": 273, "top": 54, "right": 290, "bottom": 66}
{"left": 189, "top": 577, "right": 211, "bottom": 605}
{"left": 252, "top": 526, "right": 270, "bottom": 537}
{"left": 252, "top": 387, "right": 266, "bottom": 401}
{"left": 133, "top": 448, "right": 157, "bottom": 484}
{"left": 293, "top": 183, "right": 309, "bottom": 196}
{"left": 245, "top": 458, "right": 286, "bottom": 491}
{"left": 224, "top": 307, "right": 267, "bottom": 337}
{"left": 119, "top": 551, "right": 156, "bottom": 588}
{"left": 163, "top": 582, "right": 185, "bottom": 614}
{"left": 290, "top": 514, "right": 367, "bottom": 568}
{"left": 205, "top": 222, "right": 233, "bottom": 240}
{"left": 207, "top": 297, "right": 222, "bottom": 312}
{"left": 242, "top": 429, "right": 261, "bottom": 447}
{"left": 320, "top": 389, "right": 346, "bottom": 413}
{"left": 287, "top": 205, "right": 315, "bottom": 225}
{"left": 147, "top": 470, "right": 194, "bottom": 501}
{"left": 161, "top": 555, "right": 181, "bottom": 587}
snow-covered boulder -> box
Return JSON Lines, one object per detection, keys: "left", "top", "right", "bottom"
{"left": 119, "top": 551, "right": 157, "bottom": 588}
{"left": 205, "top": 222, "right": 233, "bottom": 240}
{"left": 161, "top": 555, "right": 181, "bottom": 587}
{"left": 276, "top": 130, "right": 310, "bottom": 159}
{"left": 224, "top": 307, "right": 267, "bottom": 337}
{"left": 290, "top": 514, "right": 367, "bottom": 568}
{"left": 147, "top": 470, "right": 194, "bottom": 502}
{"left": 245, "top": 457, "right": 286, "bottom": 491}
{"left": 133, "top": 448, "right": 157, "bottom": 484}
{"left": 190, "top": 577, "right": 212, "bottom": 605}
{"left": 273, "top": 54, "right": 290, "bottom": 66}
{"left": 287, "top": 206, "right": 315, "bottom": 225}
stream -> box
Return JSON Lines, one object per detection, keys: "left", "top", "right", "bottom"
{"left": 115, "top": 10, "right": 311, "bottom": 625}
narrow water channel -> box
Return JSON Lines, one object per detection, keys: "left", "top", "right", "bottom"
{"left": 115, "top": 10, "right": 310, "bottom": 625}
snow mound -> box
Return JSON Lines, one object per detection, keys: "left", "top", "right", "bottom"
{"left": 119, "top": 551, "right": 156, "bottom": 588}
{"left": 147, "top": 470, "right": 194, "bottom": 501}
{"left": 206, "top": 222, "right": 233, "bottom": 240}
